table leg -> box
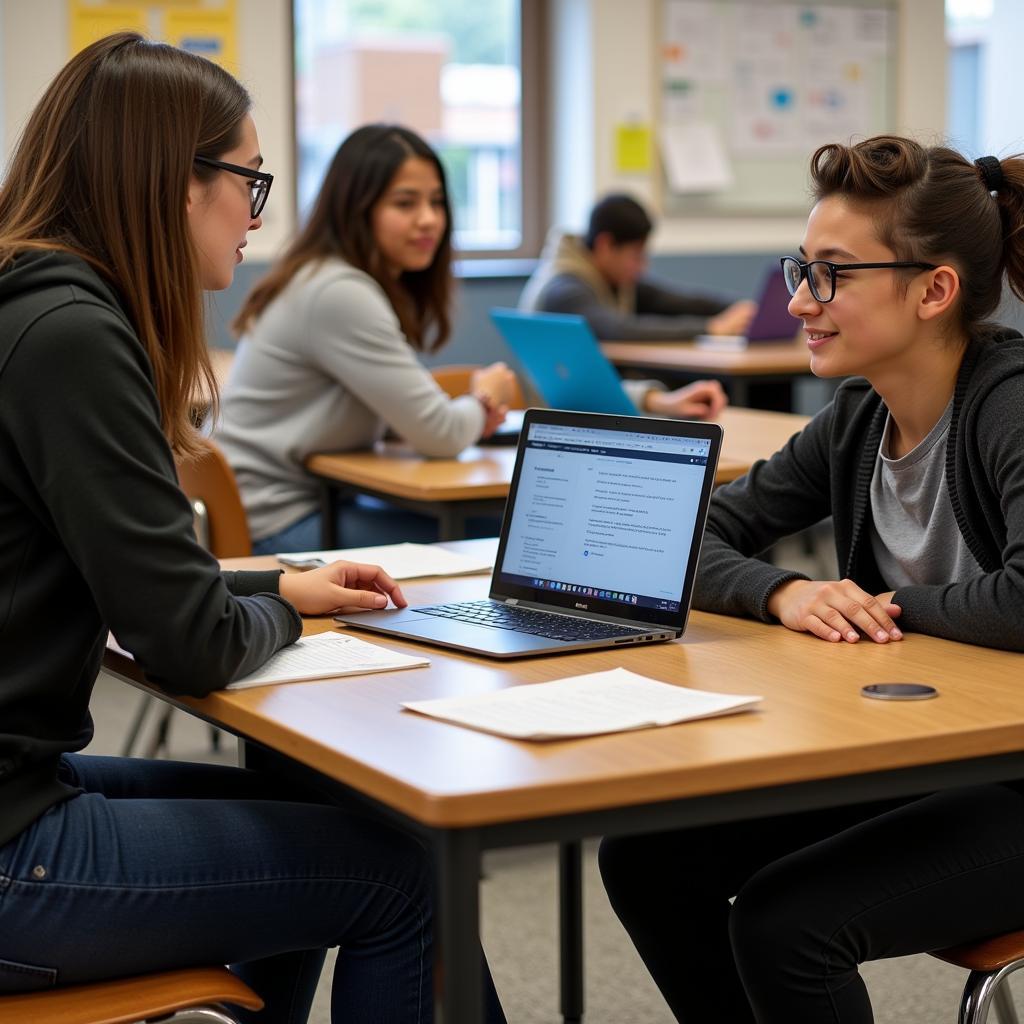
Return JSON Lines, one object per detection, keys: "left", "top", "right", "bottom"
{"left": 319, "top": 482, "right": 338, "bottom": 548}
{"left": 436, "top": 828, "right": 485, "bottom": 1023}
{"left": 559, "top": 840, "right": 585, "bottom": 1023}
{"left": 437, "top": 505, "right": 467, "bottom": 542}
{"left": 729, "top": 377, "right": 751, "bottom": 407}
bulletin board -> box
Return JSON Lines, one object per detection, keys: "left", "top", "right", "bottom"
{"left": 68, "top": 0, "right": 238, "bottom": 71}
{"left": 660, "top": 0, "right": 897, "bottom": 215}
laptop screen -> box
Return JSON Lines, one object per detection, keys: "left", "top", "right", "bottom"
{"left": 492, "top": 414, "right": 720, "bottom": 626}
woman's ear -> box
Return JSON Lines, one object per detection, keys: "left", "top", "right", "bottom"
{"left": 917, "top": 265, "right": 960, "bottom": 322}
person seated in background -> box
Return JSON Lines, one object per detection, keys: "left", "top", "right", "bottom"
{"left": 519, "top": 192, "right": 756, "bottom": 341}
{"left": 215, "top": 124, "right": 517, "bottom": 554}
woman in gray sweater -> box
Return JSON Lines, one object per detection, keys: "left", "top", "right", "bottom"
{"left": 599, "top": 136, "right": 1024, "bottom": 1023}
{"left": 216, "top": 125, "right": 516, "bottom": 553}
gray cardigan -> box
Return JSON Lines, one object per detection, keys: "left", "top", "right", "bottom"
{"left": 215, "top": 259, "right": 485, "bottom": 540}
{"left": 694, "top": 328, "right": 1024, "bottom": 652}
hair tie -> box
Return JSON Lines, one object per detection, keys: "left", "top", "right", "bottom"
{"left": 975, "top": 155, "right": 1005, "bottom": 193}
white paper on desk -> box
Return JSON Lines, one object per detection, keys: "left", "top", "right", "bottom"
{"left": 278, "top": 542, "right": 493, "bottom": 579}
{"left": 227, "top": 631, "right": 429, "bottom": 690}
{"left": 694, "top": 334, "right": 748, "bottom": 351}
{"left": 402, "top": 668, "right": 761, "bottom": 740}
{"left": 660, "top": 120, "right": 733, "bottom": 194}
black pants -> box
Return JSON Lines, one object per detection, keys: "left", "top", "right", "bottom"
{"left": 598, "top": 784, "right": 1024, "bottom": 1023}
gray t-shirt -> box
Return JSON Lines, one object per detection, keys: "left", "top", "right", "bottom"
{"left": 214, "top": 260, "right": 485, "bottom": 541}
{"left": 869, "top": 400, "right": 983, "bottom": 589}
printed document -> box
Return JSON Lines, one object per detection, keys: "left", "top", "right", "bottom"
{"left": 402, "top": 668, "right": 761, "bottom": 740}
{"left": 227, "top": 631, "right": 429, "bottom": 689}
{"left": 279, "top": 541, "right": 494, "bottom": 578}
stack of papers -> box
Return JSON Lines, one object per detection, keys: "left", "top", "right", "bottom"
{"left": 227, "top": 631, "right": 429, "bottom": 690}
{"left": 402, "top": 668, "right": 761, "bottom": 740}
{"left": 279, "top": 541, "right": 493, "bottom": 579}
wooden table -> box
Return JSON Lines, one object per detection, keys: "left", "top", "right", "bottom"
{"left": 601, "top": 337, "right": 810, "bottom": 407}
{"left": 305, "top": 406, "right": 810, "bottom": 547}
{"left": 104, "top": 558, "right": 1024, "bottom": 1022}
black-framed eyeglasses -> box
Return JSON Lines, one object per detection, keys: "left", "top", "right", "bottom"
{"left": 193, "top": 155, "right": 274, "bottom": 219}
{"left": 779, "top": 255, "right": 937, "bottom": 304}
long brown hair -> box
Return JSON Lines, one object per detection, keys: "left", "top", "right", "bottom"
{"left": 809, "top": 134, "right": 1024, "bottom": 336}
{"left": 0, "top": 32, "right": 251, "bottom": 455}
{"left": 234, "top": 123, "right": 453, "bottom": 352}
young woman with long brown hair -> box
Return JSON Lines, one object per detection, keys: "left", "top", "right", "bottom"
{"left": 599, "top": 135, "right": 1024, "bottom": 1022}
{"left": 0, "top": 33, "right": 504, "bottom": 1023}
{"left": 215, "top": 124, "right": 516, "bottom": 554}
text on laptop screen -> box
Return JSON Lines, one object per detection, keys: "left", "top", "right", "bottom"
{"left": 497, "top": 422, "right": 711, "bottom": 614}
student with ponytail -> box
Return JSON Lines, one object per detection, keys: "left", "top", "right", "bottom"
{"left": 598, "top": 135, "right": 1024, "bottom": 1022}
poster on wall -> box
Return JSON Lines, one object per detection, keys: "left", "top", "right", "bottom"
{"left": 69, "top": 0, "right": 238, "bottom": 71}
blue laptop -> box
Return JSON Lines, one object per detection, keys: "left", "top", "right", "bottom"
{"left": 490, "top": 308, "right": 638, "bottom": 416}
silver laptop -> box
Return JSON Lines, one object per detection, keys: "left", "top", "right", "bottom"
{"left": 334, "top": 409, "right": 722, "bottom": 659}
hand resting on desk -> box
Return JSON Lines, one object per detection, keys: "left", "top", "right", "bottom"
{"left": 706, "top": 299, "right": 757, "bottom": 337}
{"left": 766, "top": 578, "right": 902, "bottom": 645}
{"left": 643, "top": 378, "right": 728, "bottom": 420}
{"left": 279, "top": 561, "right": 409, "bottom": 615}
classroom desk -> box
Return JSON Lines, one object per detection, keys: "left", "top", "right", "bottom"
{"left": 600, "top": 337, "right": 810, "bottom": 407}
{"left": 305, "top": 406, "right": 810, "bottom": 548}
{"left": 104, "top": 558, "right": 1024, "bottom": 1023}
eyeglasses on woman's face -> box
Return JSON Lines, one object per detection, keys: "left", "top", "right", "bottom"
{"left": 193, "top": 155, "right": 273, "bottom": 219}
{"left": 779, "top": 255, "right": 937, "bottom": 304}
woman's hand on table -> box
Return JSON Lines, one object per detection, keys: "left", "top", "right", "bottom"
{"left": 279, "top": 560, "right": 408, "bottom": 615}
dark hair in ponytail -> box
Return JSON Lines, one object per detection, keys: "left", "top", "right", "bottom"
{"left": 808, "top": 134, "right": 1024, "bottom": 335}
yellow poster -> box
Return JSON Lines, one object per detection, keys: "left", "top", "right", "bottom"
{"left": 614, "top": 123, "right": 653, "bottom": 175}
{"left": 165, "top": 6, "right": 238, "bottom": 72}
{"left": 68, "top": 1, "right": 237, "bottom": 71}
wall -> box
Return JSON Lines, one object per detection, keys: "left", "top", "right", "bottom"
{"left": 549, "top": 0, "right": 948, "bottom": 254}
{"left": 0, "top": 0, "right": 294, "bottom": 261}
{"left": 2, "top": 0, "right": 958, "bottom": 368}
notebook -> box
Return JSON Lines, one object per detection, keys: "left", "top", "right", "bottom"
{"left": 227, "top": 631, "right": 429, "bottom": 689}
{"left": 334, "top": 408, "right": 722, "bottom": 659}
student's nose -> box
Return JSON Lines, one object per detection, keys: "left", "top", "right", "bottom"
{"left": 249, "top": 213, "right": 263, "bottom": 233}
{"left": 787, "top": 276, "right": 820, "bottom": 319}
{"left": 417, "top": 202, "right": 441, "bottom": 228}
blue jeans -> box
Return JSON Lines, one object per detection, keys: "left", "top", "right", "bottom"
{"left": 0, "top": 754, "right": 504, "bottom": 1023}
{"left": 253, "top": 497, "right": 500, "bottom": 556}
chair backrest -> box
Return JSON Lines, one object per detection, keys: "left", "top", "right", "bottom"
{"left": 175, "top": 439, "right": 252, "bottom": 559}
{"left": 431, "top": 364, "right": 525, "bottom": 409}
{"left": 0, "top": 966, "right": 262, "bottom": 1024}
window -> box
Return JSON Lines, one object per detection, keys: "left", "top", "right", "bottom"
{"left": 293, "top": 0, "right": 542, "bottom": 258}
{"left": 946, "top": 0, "right": 992, "bottom": 156}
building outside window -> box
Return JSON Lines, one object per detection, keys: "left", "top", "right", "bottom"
{"left": 294, "top": 0, "right": 536, "bottom": 256}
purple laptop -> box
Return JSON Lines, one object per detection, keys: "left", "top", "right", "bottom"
{"left": 745, "top": 268, "right": 801, "bottom": 342}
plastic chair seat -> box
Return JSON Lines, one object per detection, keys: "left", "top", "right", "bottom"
{"left": 0, "top": 965, "right": 262, "bottom": 1024}
{"left": 933, "top": 931, "right": 1024, "bottom": 973}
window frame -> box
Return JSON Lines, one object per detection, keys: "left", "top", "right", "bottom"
{"left": 289, "top": 0, "right": 547, "bottom": 263}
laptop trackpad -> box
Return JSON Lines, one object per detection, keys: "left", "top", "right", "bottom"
{"left": 340, "top": 610, "right": 548, "bottom": 654}
{"left": 404, "top": 617, "right": 547, "bottom": 653}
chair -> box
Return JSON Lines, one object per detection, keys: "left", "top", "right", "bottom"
{"left": 431, "top": 364, "right": 526, "bottom": 409}
{"left": 121, "top": 439, "right": 250, "bottom": 758}
{"left": 174, "top": 438, "right": 252, "bottom": 559}
{"left": 0, "top": 965, "right": 262, "bottom": 1024}
{"left": 932, "top": 930, "right": 1024, "bottom": 1023}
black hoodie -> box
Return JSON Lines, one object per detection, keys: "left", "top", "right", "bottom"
{"left": 693, "top": 327, "right": 1024, "bottom": 652}
{"left": 0, "top": 251, "right": 301, "bottom": 846}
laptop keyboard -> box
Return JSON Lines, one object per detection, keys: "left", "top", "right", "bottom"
{"left": 415, "top": 600, "right": 651, "bottom": 643}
